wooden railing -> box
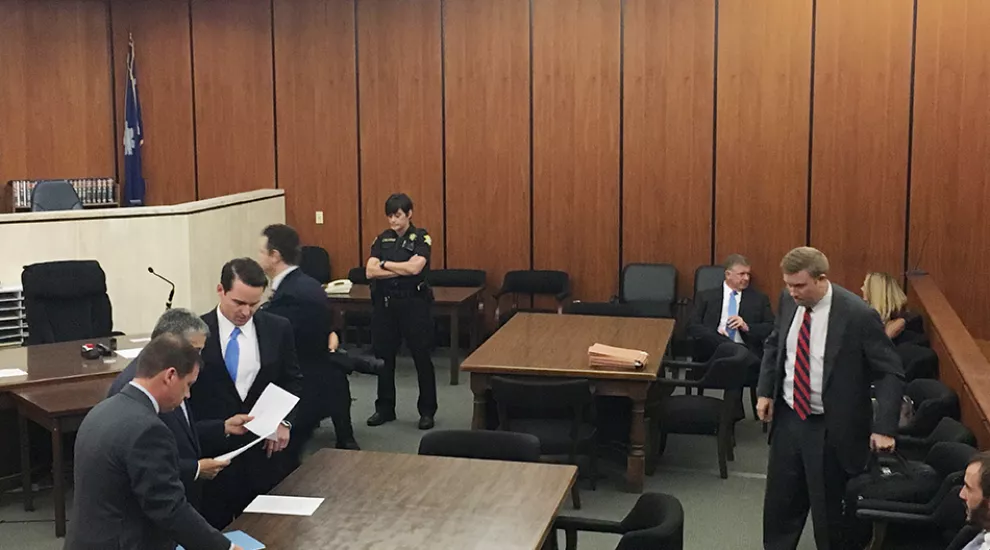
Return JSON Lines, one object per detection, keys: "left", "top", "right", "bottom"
{"left": 908, "top": 274, "right": 990, "bottom": 449}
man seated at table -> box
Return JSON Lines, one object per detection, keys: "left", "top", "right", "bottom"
{"left": 107, "top": 308, "right": 254, "bottom": 511}
{"left": 688, "top": 253, "right": 775, "bottom": 362}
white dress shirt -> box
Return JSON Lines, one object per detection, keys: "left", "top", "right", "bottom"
{"left": 271, "top": 265, "right": 299, "bottom": 292}
{"left": 128, "top": 380, "right": 160, "bottom": 413}
{"left": 718, "top": 282, "right": 745, "bottom": 344}
{"left": 216, "top": 307, "right": 262, "bottom": 401}
{"left": 961, "top": 530, "right": 990, "bottom": 550}
{"left": 783, "top": 282, "right": 832, "bottom": 415}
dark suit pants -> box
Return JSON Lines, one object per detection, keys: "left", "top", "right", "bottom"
{"left": 285, "top": 364, "right": 356, "bottom": 469}
{"left": 764, "top": 404, "right": 851, "bottom": 550}
{"left": 201, "top": 446, "right": 284, "bottom": 529}
{"left": 372, "top": 296, "right": 438, "bottom": 417}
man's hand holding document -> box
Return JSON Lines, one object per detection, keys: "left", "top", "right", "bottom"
{"left": 588, "top": 343, "right": 649, "bottom": 370}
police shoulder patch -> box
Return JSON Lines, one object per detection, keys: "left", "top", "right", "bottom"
{"left": 423, "top": 234, "right": 432, "bottom": 246}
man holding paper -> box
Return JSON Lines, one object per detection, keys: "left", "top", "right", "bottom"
{"left": 66, "top": 335, "right": 242, "bottom": 550}
{"left": 189, "top": 258, "right": 303, "bottom": 529}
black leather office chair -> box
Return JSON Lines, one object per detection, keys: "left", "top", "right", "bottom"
{"left": 614, "top": 263, "right": 677, "bottom": 318}
{"left": 693, "top": 265, "right": 725, "bottom": 296}
{"left": 897, "top": 343, "right": 939, "bottom": 381}
{"left": 899, "top": 379, "right": 960, "bottom": 438}
{"left": 493, "top": 270, "right": 570, "bottom": 326}
{"left": 30, "top": 180, "right": 82, "bottom": 212}
{"left": 897, "top": 418, "right": 976, "bottom": 462}
{"left": 549, "top": 492, "right": 684, "bottom": 550}
{"left": 418, "top": 429, "right": 541, "bottom": 462}
{"left": 22, "top": 260, "right": 115, "bottom": 344}
{"left": 299, "top": 246, "right": 331, "bottom": 285}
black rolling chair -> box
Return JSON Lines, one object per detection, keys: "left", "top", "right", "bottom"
{"left": 339, "top": 266, "right": 372, "bottom": 346}
{"left": 491, "top": 376, "right": 597, "bottom": 509}
{"left": 899, "top": 379, "right": 960, "bottom": 438}
{"left": 613, "top": 263, "right": 677, "bottom": 318}
{"left": 427, "top": 269, "right": 487, "bottom": 349}
{"left": 549, "top": 492, "right": 684, "bottom": 550}
{"left": 30, "top": 180, "right": 82, "bottom": 212}
{"left": 897, "top": 343, "right": 939, "bottom": 381}
{"left": 299, "top": 246, "right": 331, "bottom": 285}
{"left": 493, "top": 270, "right": 570, "bottom": 327}
{"left": 649, "top": 343, "right": 751, "bottom": 478}
{"left": 418, "top": 430, "right": 541, "bottom": 462}
{"left": 22, "top": 260, "right": 116, "bottom": 345}
{"left": 897, "top": 417, "right": 976, "bottom": 462}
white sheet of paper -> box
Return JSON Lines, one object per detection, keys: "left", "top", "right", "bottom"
{"left": 243, "top": 495, "right": 324, "bottom": 516}
{"left": 115, "top": 348, "right": 143, "bottom": 359}
{"left": 0, "top": 368, "right": 28, "bottom": 378}
{"left": 243, "top": 384, "right": 300, "bottom": 439}
{"left": 130, "top": 337, "right": 151, "bottom": 343}
{"left": 214, "top": 433, "right": 271, "bottom": 462}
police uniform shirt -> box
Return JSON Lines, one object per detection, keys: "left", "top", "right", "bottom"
{"left": 370, "top": 224, "right": 432, "bottom": 287}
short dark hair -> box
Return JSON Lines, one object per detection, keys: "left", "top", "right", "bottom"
{"left": 262, "top": 224, "right": 302, "bottom": 265}
{"left": 724, "top": 254, "right": 750, "bottom": 271}
{"left": 971, "top": 452, "right": 990, "bottom": 499}
{"left": 135, "top": 334, "right": 201, "bottom": 378}
{"left": 385, "top": 193, "right": 413, "bottom": 216}
{"left": 220, "top": 258, "right": 269, "bottom": 292}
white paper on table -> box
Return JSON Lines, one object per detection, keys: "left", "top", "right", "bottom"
{"left": 115, "top": 348, "right": 144, "bottom": 359}
{"left": 214, "top": 432, "right": 272, "bottom": 462}
{"left": 243, "top": 495, "right": 324, "bottom": 516}
{"left": 243, "top": 384, "right": 300, "bottom": 440}
{"left": 130, "top": 337, "right": 151, "bottom": 343}
{"left": 0, "top": 368, "right": 28, "bottom": 378}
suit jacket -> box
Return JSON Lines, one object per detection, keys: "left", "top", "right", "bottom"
{"left": 757, "top": 283, "right": 905, "bottom": 473}
{"left": 64, "top": 385, "right": 229, "bottom": 550}
{"left": 261, "top": 268, "right": 333, "bottom": 372}
{"left": 189, "top": 309, "right": 303, "bottom": 457}
{"left": 107, "top": 353, "right": 225, "bottom": 509}
{"left": 688, "top": 285, "right": 775, "bottom": 356}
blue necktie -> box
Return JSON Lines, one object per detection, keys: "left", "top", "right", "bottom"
{"left": 225, "top": 327, "right": 241, "bottom": 383}
{"left": 727, "top": 291, "right": 739, "bottom": 341}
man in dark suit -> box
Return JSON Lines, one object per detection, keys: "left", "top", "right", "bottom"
{"left": 688, "top": 253, "right": 775, "bottom": 361}
{"left": 257, "top": 223, "right": 360, "bottom": 458}
{"left": 107, "top": 308, "right": 254, "bottom": 510}
{"left": 757, "top": 247, "right": 904, "bottom": 550}
{"left": 66, "top": 335, "right": 240, "bottom": 550}
{"left": 188, "top": 257, "right": 303, "bottom": 529}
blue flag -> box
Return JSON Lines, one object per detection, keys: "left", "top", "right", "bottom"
{"left": 123, "top": 34, "right": 145, "bottom": 206}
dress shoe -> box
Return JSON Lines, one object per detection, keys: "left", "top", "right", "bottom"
{"left": 366, "top": 411, "right": 396, "bottom": 426}
{"left": 336, "top": 439, "right": 361, "bottom": 450}
{"left": 418, "top": 416, "right": 435, "bottom": 430}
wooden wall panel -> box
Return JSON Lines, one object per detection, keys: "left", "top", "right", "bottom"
{"left": 111, "top": 0, "right": 197, "bottom": 206}
{"left": 622, "top": 0, "right": 714, "bottom": 297}
{"left": 715, "top": 0, "right": 812, "bottom": 293}
{"left": 911, "top": 0, "right": 990, "bottom": 339}
{"left": 274, "top": 0, "right": 360, "bottom": 278}
{"left": 532, "top": 0, "right": 621, "bottom": 301}
{"left": 810, "top": 0, "right": 913, "bottom": 292}
{"left": 192, "top": 0, "right": 275, "bottom": 199}
{"left": 444, "top": 0, "right": 531, "bottom": 291}
{"left": 357, "top": 0, "right": 444, "bottom": 264}
{"left": 0, "top": 0, "right": 114, "bottom": 185}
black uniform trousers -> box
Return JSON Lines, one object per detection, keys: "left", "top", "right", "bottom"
{"left": 764, "top": 403, "right": 851, "bottom": 550}
{"left": 372, "top": 294, "right": 438, "bottom": 416}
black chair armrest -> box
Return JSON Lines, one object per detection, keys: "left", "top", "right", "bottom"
{"left": 662, "top": 359, "right": 705, "bottom": 371}
{"left": 556, "top": 290, "right": 571, "bottom": 303}
{"left": 856, "top": 508, "right": 934, "bottom": 524}
{"left": 553, "top": 515, "right": 624, "bottom": 535}
{"left": 654, "top": 378, "right": 704, "bottom": 389}
{"left": 111, "top": 331, "right": 126, "bottom": 337}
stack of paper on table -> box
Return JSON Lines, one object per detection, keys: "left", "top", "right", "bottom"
{"left": 588, "top": 343, "right": 649, "bottom": 370}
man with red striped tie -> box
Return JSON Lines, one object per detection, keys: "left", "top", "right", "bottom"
{"left": 756, "top": 247, "right": 904, "bottom": 550}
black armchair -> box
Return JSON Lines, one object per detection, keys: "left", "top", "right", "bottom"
{"left": 896, "top": 343, "right": 939, "bottom": 381}
{"left": 897, "top": 417, "right": 976, "bottom": 462}
{"left": 22, "top": 260, "right": 117, "bottom": 345}
{"left": 549, "top": 492, "right": 684, "bottom": 550}
{"left": 30, "top": 180, "right": 82, "bottom": 212}
{"left": 899, "top": 379, "right": 960, "bottom": 438}
{"left": 493, "top": 270, "right": 570, "bottom": 326}
{"left": 418, "top": 429, "right": 540, "bottom": 462}
{"left": 299, "top": 246, "right": 331, "bottom": 285}
{"left": 613, "top": 263, "right": 677, "bottom": 319}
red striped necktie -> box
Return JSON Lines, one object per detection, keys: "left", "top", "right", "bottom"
{"left": 793, "top": 308, "right": 813, "bottom": 420}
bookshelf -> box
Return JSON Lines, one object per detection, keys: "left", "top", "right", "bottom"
{"left": 0, "top": 286, "right": 28, "bottom": 348}
{"left": 4, "top": 178, "right": 121, "bottom": 213}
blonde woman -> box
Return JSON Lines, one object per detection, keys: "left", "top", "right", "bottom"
{"left": 862, "top": 272, "right": 909, "bottom": 340}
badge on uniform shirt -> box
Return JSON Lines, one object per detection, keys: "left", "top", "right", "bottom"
{"left": 409, "top": 233, "right": 417, "bottom": 241}
{"left": 424, "top": 234, "right": 432, "bottom": 246}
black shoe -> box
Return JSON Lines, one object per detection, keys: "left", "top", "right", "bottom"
{"left": 367, "top": 412, "right": 396, "bottom": 426}
{"left": 336, "top": 439, "right": 361, "bottom": 450}
{"left": 418, "top": 416, "right": 435, "bottom": 430}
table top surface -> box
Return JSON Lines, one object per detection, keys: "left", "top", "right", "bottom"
{"left": 326, "top": 284, "right": 484, "bottom": 304}
{"left": 460, "top": 313, "right": 674, "bottom": 381}
{"left": 0, "top": 335, "right": 145, "bottom": 391}
{"left": 11, "top": 376, "right": 114, "bottom": 417}
{"left": 228, "top": 449, "right": 576, "bottom": 550}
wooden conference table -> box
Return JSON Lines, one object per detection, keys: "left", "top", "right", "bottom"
{"left": 460, "top": 312, "right": 675, "bottom": 493}
{"left": 229, "top": 449, "right": 577, "bottom": 549}
{"left": 327, "top": 284, "right": 485, "bottom": 385}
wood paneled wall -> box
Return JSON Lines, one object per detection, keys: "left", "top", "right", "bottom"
{"left": 2, "top": 0, "right": 990, "bottom": 336}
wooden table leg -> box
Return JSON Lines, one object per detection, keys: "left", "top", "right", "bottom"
{"left": 18, "top": 410, "right": 34, "bottom": 512}
{"left": 627, "top": 392, "right": 647, "bottom": 493}
{"left": 52, "top": 421, "right": 65, "bottom": 538}
{"left": 450, "top": 308, "right": 461, "bottom": 386}
{"left": 470, "top": 374, "right": 487, "bottom": 430}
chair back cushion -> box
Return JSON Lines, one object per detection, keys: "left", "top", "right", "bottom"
{"left": 427, "top": 269, "right": 486, "bottom": 287}
{"left": 418, "top": 429, "right": 540, "bottom": 462}
{"left": 693, "top": 265, "right": 725, "bottom": 297}
{"left": 499, "top": 270, "right": 569, "bottom": 297}
{"left": 616, "top": 493, "right": 685, "bottom": 550}
{"left": 31, "top": 180, "right": 83, "bottom": 212}
{"left": 620, "top": 263, "right": 676, "bottom": 304}
{"left": 299, "top": 246, "right": 331, "bottom": 285}
{"left": 903, "top": 379, "right": 960, "bottom": 436}
{"left": 22, "top": 260, "right": 113, "bottom": 344}
{"left": 347, "top": 266, "right": 369, "bottom": 285}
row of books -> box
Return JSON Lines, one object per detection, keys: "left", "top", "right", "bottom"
{"left": 10, "top": 178, "right": 117, "bottom": 209}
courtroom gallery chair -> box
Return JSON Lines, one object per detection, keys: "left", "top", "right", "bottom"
{"left": 547, "top": 492, "right": 684, "bottom": 550}
{"left": 299, "top": 245, "right": 331, "bottom": 285}
{"left": 22, "top": 260, "right": 117, "bottom": 345}
{"left": 426, "top": 269, "right": 487, "bottom": 349}
{"left": 898, "top": 379, "right": 960, "bottom": 439}
{"left": 338, "top": 266, "right": 372, "bottom": 346}
{"left": 648, "top": 343, "right": 750, "bottom": 479}
{"left": 896, "top": 417, "right": 976, "bottom": 462}
{"left": 896, "top": 343, "right": 939, "bottom": 381}
{"left": 30, "top": 180, "right": 83, "bottom": 212}
{"left": 417, "top": 429, "right": 541, "bottom": 462}
{"left": 490, "top": 376, "right": 597, "bottom": 509}
{"left": 612, "top": 263, "right": 677, "bottom": 319}
{"left": 493, "top": 270, "right": 571, "bottom": 327}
